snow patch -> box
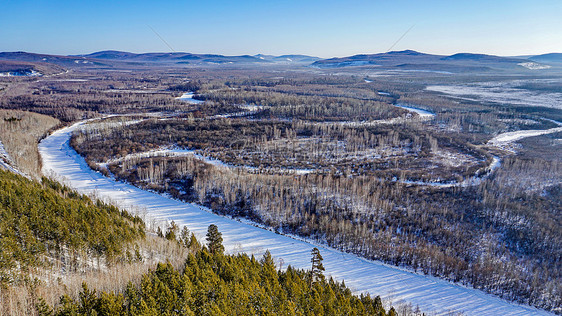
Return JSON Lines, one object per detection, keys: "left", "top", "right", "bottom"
{"left": 176, "top": 92, "right": 205, "bottom": 104}
{"left": 0, "top": 70, "right": 42, "bottom": 77}
{"left": 394, "top": 104, "right": 435, "bottom": 118}
{"left": 518, "top": 62, "right": 551, "bottom": 70}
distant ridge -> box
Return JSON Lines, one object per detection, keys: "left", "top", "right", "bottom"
{"left": 0, "top": 51, "right": 106, "bottom": 67}
{"left": 311, "top": 50, "right": 443, "bottom": 68}
{"left": 310, "top": 50, "right": 552, "bottom": 71}
{"left": 76, "top": 50, "right": 269, "bottom": 64}
{"left": 528, "top": 53, "right": 562, "bottom": 63}
{"left": 0, "top": 50, "right": 556, "bottom": 70}
{"left": 441, "top": 53, "right": 524, "bottom": 63}
{"left": 0, "top": 50, "right": 318, "bottom": 67}
{"left": 76, "top": 50, "right": 320, "bottom": 64}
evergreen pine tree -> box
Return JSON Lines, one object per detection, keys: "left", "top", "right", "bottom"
{"left": 165, "top": 221, "right": 178, "bottom": 241}
{"left": 180, "top": 226, "right": 190, "bottom": 248}
{"left": 310, "top": 247, "right": 325, "bottom": 285}
{"left": 206, "top": 224, "right": 224, "bottom": 254}
{"left": 189, "top": 233, "right": 201, "bottom": 252}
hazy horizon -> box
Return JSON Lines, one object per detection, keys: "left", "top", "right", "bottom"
{"left": 2, "top": 48, "right": 560, "bottom": 59}
{"left": 1, "top": 0, "right": 561, "bottom": 58}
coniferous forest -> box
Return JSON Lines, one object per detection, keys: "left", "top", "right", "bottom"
{"left": 40, "top": 248, "right": 393, "bottom": 316}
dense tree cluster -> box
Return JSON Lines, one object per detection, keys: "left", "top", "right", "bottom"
{"left": 0, "top": 109, "right": 60, "bottom": 177}
{"left": 73, "top": 117, "right": 487, "bottom": 182}
{"left": 0, "top": 169, "right": 145, "bottom": 285}
{"left": 41, "top": 236, "right": 394, "bottom": 316}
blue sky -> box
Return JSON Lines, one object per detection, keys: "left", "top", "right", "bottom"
{"left": 1, "top": 0, "right": 561, "bottom": 57}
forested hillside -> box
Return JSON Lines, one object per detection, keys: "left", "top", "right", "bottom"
{"left": 0, "top": 169, "right": 144, "bottom": 285}
{"left": 0, "top": 169, "right": 184, "bottom": 315}
{"left": 40, "top": 247, "right": 395, "bottom": 316}
{"left": 0, "top": 169, "right": 398, "bottom": 315}
{"left": 0, "top": 109, "right": 60, "bottom": 177}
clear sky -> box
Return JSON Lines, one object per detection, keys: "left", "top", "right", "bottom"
{"left": 1, "top": 0, "right": 561, "bottom": 57}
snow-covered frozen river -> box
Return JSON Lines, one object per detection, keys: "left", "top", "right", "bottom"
{"left": 38, "top": 121, "right": 553, "bottom": 316}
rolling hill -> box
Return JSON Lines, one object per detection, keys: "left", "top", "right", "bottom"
{"left": 310, "top": 50, "right": 552, "bottom": 72}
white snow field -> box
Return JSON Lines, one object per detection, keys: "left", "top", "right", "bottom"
{"left": 176, "top": 92, "right": 205, "bottom": 104}
{"left": 39, "top": 121, "right": 553, "bottom": 316}
{"left": 426, "top": 79, "right": 562, "bottom": 110}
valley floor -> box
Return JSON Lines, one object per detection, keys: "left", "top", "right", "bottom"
{"left": 38, "top": 120, "right": 554, "bottom": 316}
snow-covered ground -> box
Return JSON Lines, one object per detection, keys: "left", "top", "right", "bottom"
{"left": 427, "top": 79, "right": 562, "bottom": 110}
{"left": 103, "top": 147, "right": 314, "bottom": 175}
{"left": 104, "top": 89, "right": 161, "bottom": 94}
{"left": 0, "top": 69, "right": 42, "bottom": 77}
{"left": 395, "top": 104, "right": 435, "bottom": 118}
{"left": 38, "top": 121, "right": 553, "bottom": 316}
{"left": 176, "top": 92, "right": 205, "bottom": 104}
{"left": 518, "top": 62, "right": 551, "bottom": 70}
{"left": 321, "top": 104, "right": 434, "bottom": 128}
{"left": 401, "top": 156, "right": 501, "bottom": 188}
{"left": 487, "top": 118, "right": 562, "bottom": 150}
{"left": 104, "top": 148, "right": 230, "bottom": 170}
{"left": 209, "top": 104, "right": 264, "bottom": 119}
{"left": 0, "top": 139, "right": 28, "bottom": 178}
{"left": 488, "top": 127, "right": 562, "bottom": 147}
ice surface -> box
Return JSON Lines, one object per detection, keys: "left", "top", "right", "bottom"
{"left": 176, "top": 92, "right": 205, "bottom": 104}
{"left": 37, "top": 121, "right": 553, "bottom": 316}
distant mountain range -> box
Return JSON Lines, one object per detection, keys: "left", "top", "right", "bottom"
{"left": 528, "top": 53, "right": 562, "bottom": 64}
{"left": 0, "top": 51, "right": 320, "bottom": 68}
{"left": 76, "top": 51, "right": 270, "bottom": 64}
{"left": 310, "top": 50, "right": 557, "bottom": 71}
{"left": 78, "top": 51, "right": 322, "bottom": 64}
{"left": 0, "top": 51, "right": 107, "bottom": 67}
{"left": 0, "top": 50, "right": 559, "bottom": 71}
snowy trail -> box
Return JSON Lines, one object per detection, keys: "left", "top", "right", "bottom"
{"left": 39, "top": 121, "right": 553, "bottom": 316}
